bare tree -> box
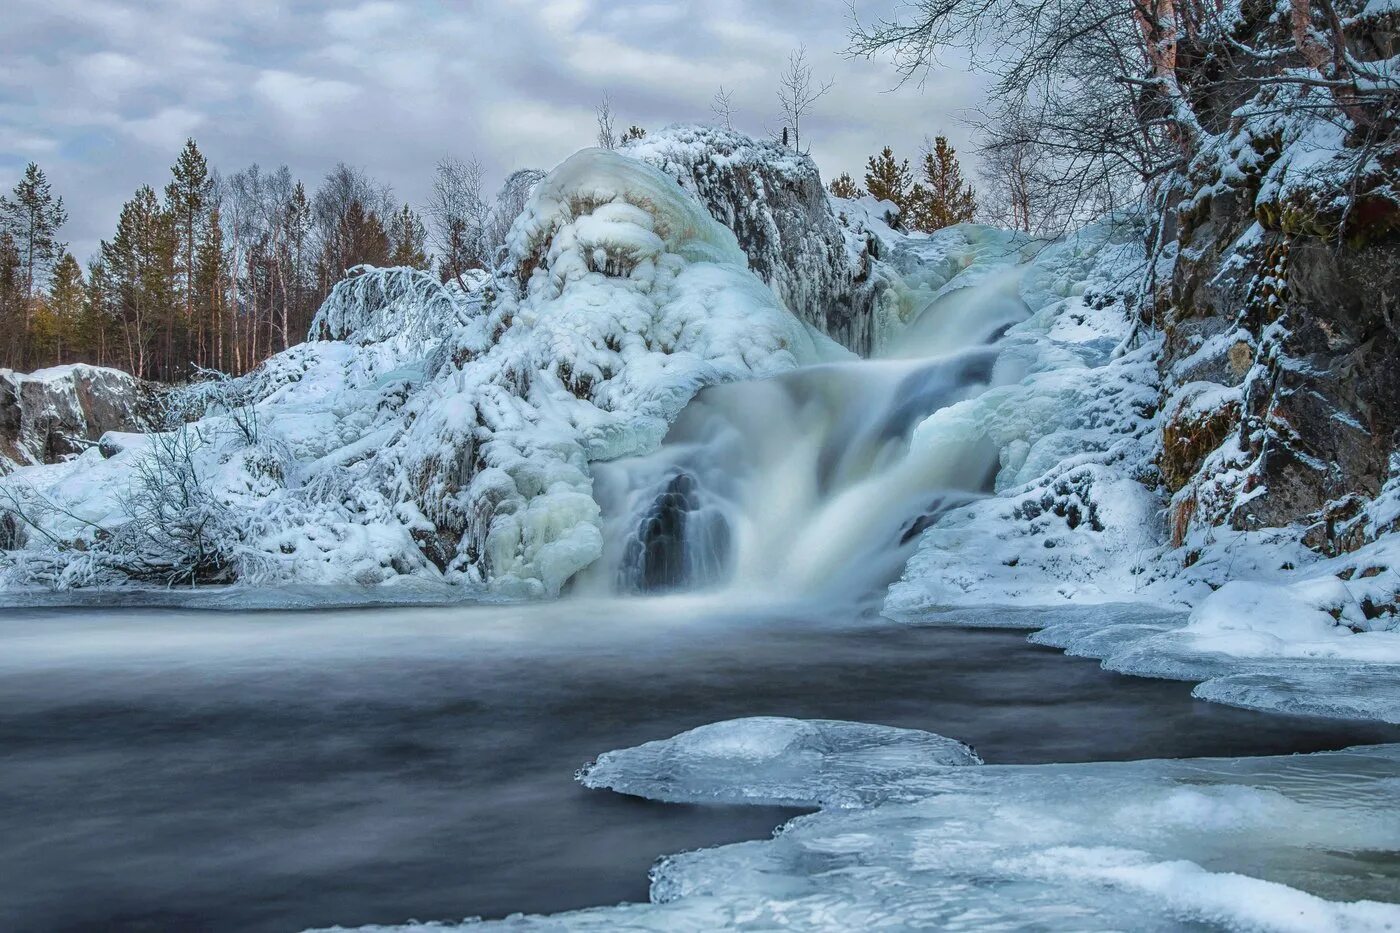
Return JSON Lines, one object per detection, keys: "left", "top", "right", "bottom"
{"left": 596, "top": 94, "right": 618, "bottom": 150}
{"left": 427, "top": 156, "right": 489, "bottom": 288}
{"left": 849, "top": 1, "right": 1172, "bottom": 234}
{"left": 484, "top": 169, "right": 547, "bottom": 266}
{"left": 711, "top": 85, "right": 737, "bottom": 130}
{"left": 777, "top": 45, "right": 834, "bottom": 154}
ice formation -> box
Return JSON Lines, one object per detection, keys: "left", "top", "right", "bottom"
{"left": 578, "top": 716, "right": 981, "bottom": 809}
{"left": 0, "top": 150, "right": 839, "bottom": 595}
{"left": 323, "top": 720, "right": 1400, "bottom": 932}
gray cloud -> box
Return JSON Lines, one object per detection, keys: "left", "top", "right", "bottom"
{"left": 1, "top": 0, "right": 985, "bottom": 262}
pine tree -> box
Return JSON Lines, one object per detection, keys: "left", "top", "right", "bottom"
{"left": 621, "top": 125, "right": 647, "bottom": 143}
{"left": 908, "top": 136, "right": 977, "bottom": 232}
{"left": 82, "top": 258, "right": 113, "bottom": 367}
{"left": 164, "top": 139, "right": 213, "bottom": 364}
{"left": 45, "top": 252, "right": 85, "bottom": 361}
{"left": 283, "top": 182, "right": 313, "bottom": 340}
{"left": 0, "top": 162, "right": 68, "bottom": 303}
{"left": 101, "top": 185, "right": 176, "bottom": 379}
{"left": 828, "top": 172, "right": 865, "bottom": 200}
{"left": 0, "top": 233, "right": 22, "bottom": 367}
{"left": 195, "top": 206, "right": 226, "bottom": 369}
{"left": 388, "top": 203, "right": 430, "bottom": 270}
{"left": 864, "top": 147, "right": 912, "bottom": 211}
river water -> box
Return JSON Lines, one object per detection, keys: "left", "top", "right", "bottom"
{"left": 2, "top": 597, "right": 1396, "bottom": 932}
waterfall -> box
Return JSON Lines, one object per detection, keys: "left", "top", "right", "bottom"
{"left": 579, "top": 268, "right": 1031, "bottom": 604}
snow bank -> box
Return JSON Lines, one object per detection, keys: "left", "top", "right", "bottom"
{"left": 321, "top": 721, "right": 1400, "bottom": 932}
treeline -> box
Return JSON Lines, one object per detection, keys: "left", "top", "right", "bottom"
{"left": 2, "top": 126, "right": 1032, "bottom": 382}
{"left": 827, "top": 136, "right": 980, "bottom": 232}
{"left": 0, "top": 142, "right": 527, "bottom": 382}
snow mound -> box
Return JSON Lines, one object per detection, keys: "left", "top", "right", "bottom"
{"left": 325, "top": 724, "right": 1400, "bottom": 932}
{"left": 577, "top": 716, "right": 981, "bottom": 809}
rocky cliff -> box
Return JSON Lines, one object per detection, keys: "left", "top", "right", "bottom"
{"left": 1156, "top": 3, "right": 1400, "bottom": 573}
{"left": 0, "top": 365, "right": 153, "bottom": 474}
{"left": 623, "top": 125, "right": 902, "bottom": 356}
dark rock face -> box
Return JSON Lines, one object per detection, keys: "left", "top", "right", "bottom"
{"left": 618, "top": 471, "right": 729, "bottom": 593}
{"left": 0, "top": 366, "right": 153, "bottom": 473}
{"left": 624, "top": 125, "right": 891, "bottom": 355}
{"left": 1159, "top": 13, "right": 1400, "bottom": 554}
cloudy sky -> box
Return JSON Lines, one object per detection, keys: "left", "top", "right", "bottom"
{"left": 3, "top": 0, "right": 983, "bottom": 262}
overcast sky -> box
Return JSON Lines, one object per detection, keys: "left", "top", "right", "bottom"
{"left": 2, "top": 0, "right": 984, "bottom": 262}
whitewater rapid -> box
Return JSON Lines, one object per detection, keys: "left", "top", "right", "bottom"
{"left": 580, "top": 265, "right": 1031, "bottom": 603}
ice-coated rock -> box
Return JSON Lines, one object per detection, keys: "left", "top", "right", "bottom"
{"left": 577, "top": 716, "right": 982, "bottom": 809}
{"left": 622, "top": 124, "right": 903, "bottom": 356}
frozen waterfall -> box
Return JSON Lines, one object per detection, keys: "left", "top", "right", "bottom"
{"left": 580, "top": 270, "right": 1031, "bottom": 602}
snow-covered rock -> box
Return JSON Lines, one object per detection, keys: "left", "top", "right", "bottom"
{"left": 0, "top": 364, "right": 152, "bottom": 473}
{"left": 624, "top": 125, "right": 907, "bottom": 355}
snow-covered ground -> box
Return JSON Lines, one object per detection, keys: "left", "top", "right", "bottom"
{"left": 322, "top": 718, "right": 1400, "bottom": 932}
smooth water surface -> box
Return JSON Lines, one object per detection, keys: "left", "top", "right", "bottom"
{"left": 2, "top": 598, "right": 1396, "bottom": 932}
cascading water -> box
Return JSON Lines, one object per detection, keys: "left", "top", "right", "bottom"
{"left": 579, "top": 266, "right": 1032, "bottom": 604}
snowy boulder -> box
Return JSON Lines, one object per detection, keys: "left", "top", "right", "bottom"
{"left": 577, "top": 716, "right": 981, "bottom": 809}
{"left": 623, "top": 125, "right": 900, "bottom": 355}
{"left": 0, "top": 365, "right": 153, "bottom": 473}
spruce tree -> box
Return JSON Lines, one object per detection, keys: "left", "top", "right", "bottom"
{"left": 828, "top": 172, "right": 865, "bottom": 200}
{"left": 101, "top": 185, "right": 176, "bottom": 379}
{"left": 163, "top": 139, "right": 213, "bottom": 342}
{"left": 0, "top": 162, "right": 68, "bottom": 303}
{"left": 863, "top": 147, "right": 912, "bottom": 211}
{"left": 388, "top": 203, "right": 430, "bottom": 270}
{"left": 908, "top": 136, "right": 977, "bottom": 232}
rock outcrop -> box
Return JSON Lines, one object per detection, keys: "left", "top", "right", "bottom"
{"left": 0, "top": 365, "right": 153, "bottom": 473}
{"left": 623, "top": 125, "right": 900, "bottom": 355}
{"left": 1156, "top": 4, "right": 1400, "bottom": 562}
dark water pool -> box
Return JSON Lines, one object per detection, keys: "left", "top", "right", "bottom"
{"left": 1, "top": 598, "right": 1396, "bottom": 932}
